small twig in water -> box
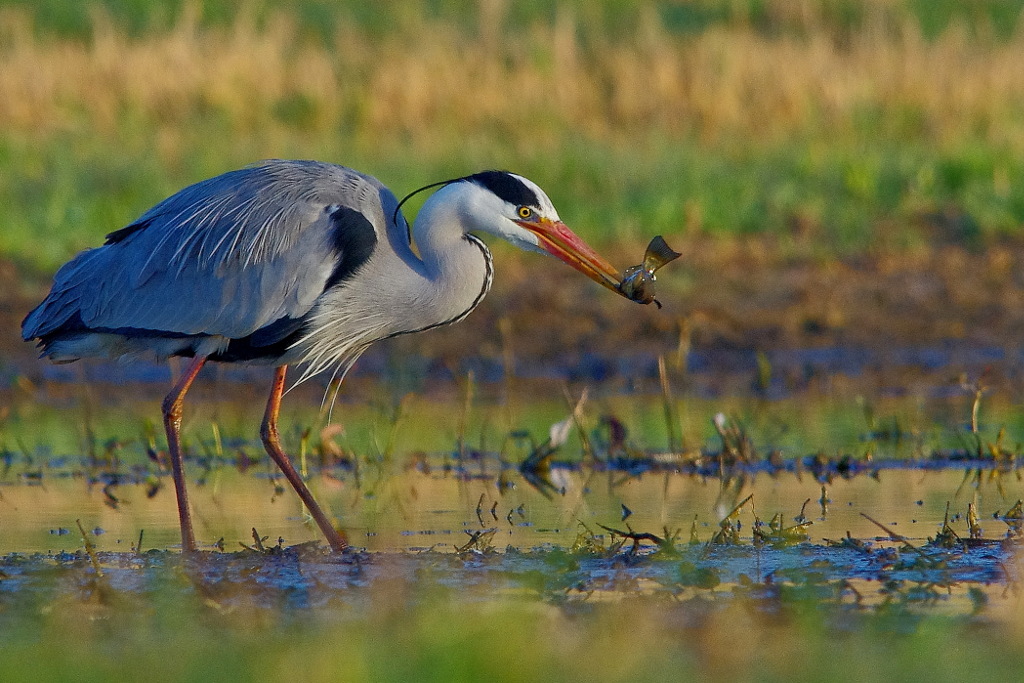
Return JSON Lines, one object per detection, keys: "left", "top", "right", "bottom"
{"left": 796, "top": 497, "right": 811, "bottom": 523}
{"left": 476, "top": 493, "right": 486, "bottom": 527}
{"left": 456, "top": 528, "right": 497, "bottom": 553}
{"left": 250, "top": 527, "right": 267, "bottom": 552}
{"left": 597, "top": 523, "right": 664, "bottom": 553}
{"left": 76, "top": 519, "right": 103, "bottom": 577}
{"left": 859, "top": 512, "right": 910, "bottom": 544}
{"left": 858, "top": 512, "right": 935, "bottom": 562}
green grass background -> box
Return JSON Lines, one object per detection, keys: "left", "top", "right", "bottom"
{"left": 3, "top": 0, "right": 1024, "bottom": 275}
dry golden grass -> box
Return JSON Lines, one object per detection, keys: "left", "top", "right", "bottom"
{"left": 2, "top": 1, "right": 1023, "bottom": 150}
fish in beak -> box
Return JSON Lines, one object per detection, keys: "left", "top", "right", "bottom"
{"left": 617, "top": 235, "right": 681, "bottom": 308}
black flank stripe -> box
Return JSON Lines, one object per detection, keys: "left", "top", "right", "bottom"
{"left": 213, "top": 314, "right": 311, "bottom": 362}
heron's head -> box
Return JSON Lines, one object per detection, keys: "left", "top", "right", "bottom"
{"left": 444, "top": 170, "right": 623, "bottom": 294}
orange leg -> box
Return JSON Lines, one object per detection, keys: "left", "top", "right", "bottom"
{"left": 261, "top": 366, "right": 348, "bottom": 552}
{"left": 161, "top": 355, "right": 207, "bottom": 553}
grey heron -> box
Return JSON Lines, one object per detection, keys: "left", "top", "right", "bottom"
{"left": 22, "top": 159, "right": 629, "bottom": 553}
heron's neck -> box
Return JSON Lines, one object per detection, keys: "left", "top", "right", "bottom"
{"left": 412, "top": 193, "right": 477, "bottom": 277}
{"left": 404, "top": 196, "right": 492, "bottom": 323}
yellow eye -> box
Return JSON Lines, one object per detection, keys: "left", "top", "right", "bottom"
{"left": 517, "top": 206, "right": 533, "bottom": 219}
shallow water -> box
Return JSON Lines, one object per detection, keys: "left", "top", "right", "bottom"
{"left": 3, "top": 362, "right": 1022, "bottom": 620}
{"left": 1, "top": 461, "right": 1019, "bottom": 621}
{"left": 2, "top": 459, "right": 1019, "bottom": 555}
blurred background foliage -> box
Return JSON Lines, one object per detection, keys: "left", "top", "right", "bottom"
{"left": 2, "top": 0, "right": 1023, "bottom": 273}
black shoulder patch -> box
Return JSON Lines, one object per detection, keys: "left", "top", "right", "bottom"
{"left": 104, "top": 218, "right": 151, "bottom": 245}
{"left": 465, "top": 170, "right": 539, "bottom": 208}
{"left": 325, "top": 205, "right": 378, "bottom": 289}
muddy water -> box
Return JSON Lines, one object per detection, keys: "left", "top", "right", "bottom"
{"left": 4, "top": 352, "right": 1022, "bottom": 618}
{"left": 2, "top": 462, "right": 1019, "bottom": 555}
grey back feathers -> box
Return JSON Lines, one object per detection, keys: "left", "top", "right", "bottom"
{"left": 22, "top": 160, "right": 393, "bottom": 360}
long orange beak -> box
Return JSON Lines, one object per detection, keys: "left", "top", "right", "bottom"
{"left": 517, "top": 217, "right": 623, "bottom": 295}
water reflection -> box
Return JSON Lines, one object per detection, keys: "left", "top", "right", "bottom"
{"left": 3, "top": 462, "right": 1020, "bottom": 555}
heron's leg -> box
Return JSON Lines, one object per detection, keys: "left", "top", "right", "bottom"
{"left": 161, "top": 355, "right": 207, "bottom": 553}
{"left": 261, "top": 365, "right": 348, "bottom": 552}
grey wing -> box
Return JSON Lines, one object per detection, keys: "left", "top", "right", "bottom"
{"left": 23, "top": 160, "right": 393, "bottom": 343}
